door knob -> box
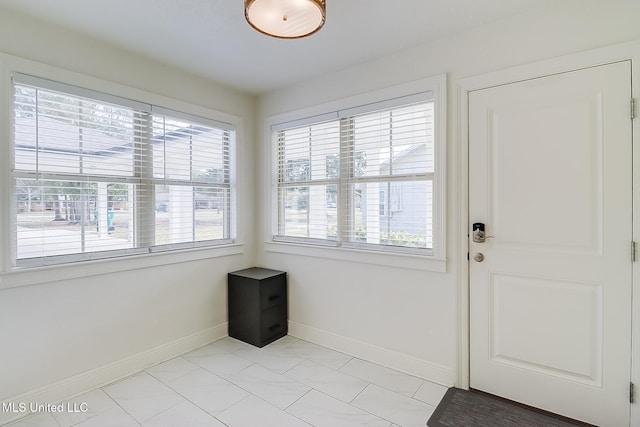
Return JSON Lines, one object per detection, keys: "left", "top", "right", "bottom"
{"left": 473, "top": 252, "right": 485, "bottom": 262}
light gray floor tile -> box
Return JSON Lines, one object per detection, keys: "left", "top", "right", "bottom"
{"left": 103, "top": 372, "right": 184, "bottom": 423}
{"left": 217, "top": 395, "right": 311, "bottom": 427}
{"left": 235, "top": 345, "right": 305, "bottom": 374}
{"left": 351, "top": 384, "right": 434, "bottom": 427}
{"left": 272, "top": 335, "right": 302, "bottom": 344}
{"left": 146, "top": 357, "right": 201, "bottom": 383}
{"left": 142, "top": 401, "right": 225, "bottom": 427}
{"left": 52, "top": 389, "right": 117, "bottom": 427}
{"left": 227, "top": 364, "right": 311, "bottom": 409}
{"left": 412, "top": 381, "right": 448, "bottom": 406}
{"left": 284, "top": 360, "right": 368, "bottom": 403}
{"left": 8, "top": 337, "right": 448, "bottom": 427}
{"left": 6, "top": 413, "right": 61, "bottom": 427}
{"left": 184, "top": 337, "right": 252, "bottom": 358}
{"left": 287, "top": 390, "right": 392, "bottom": 427}
{"left": 160, "top": 368, "right": 248, "bottom": 415}
{"left": 269, "top": 338, "right": 353, "bottom": 370}
{"left": 73, "top": 406, "right": 141, "bottom": 427}
{"left": 185, "top": 352, "right": 254, "bottom": 378}
{"left": 339, "top": 358, "right": 422, "bottom": 397}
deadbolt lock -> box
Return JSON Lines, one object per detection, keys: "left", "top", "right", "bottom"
{"left": 473, "top": 223, "right": 486, "bottom": 243}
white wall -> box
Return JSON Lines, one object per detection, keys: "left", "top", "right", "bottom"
{"left": 257, "top": 0, "right": 640, "bottom": 385}
{"left": 0, "top": 7, "right": 257, "bottom": 420}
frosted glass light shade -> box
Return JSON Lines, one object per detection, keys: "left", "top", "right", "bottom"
{"left": 245, "top": 0, "right": 326, "bottom": 39}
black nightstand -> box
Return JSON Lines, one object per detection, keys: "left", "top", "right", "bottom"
{"left": 227, "top": 267, "right": 287, "bottom": 347}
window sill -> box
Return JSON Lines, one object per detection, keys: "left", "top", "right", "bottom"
{"left": 264, "top": 241, "right": 446, "bottom": 272}
{"left": 0, "top": 243, "right": 245, "bottom": 290}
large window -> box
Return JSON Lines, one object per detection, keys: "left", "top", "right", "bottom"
{"left": 12, "top": 74, "right": 234, "bottom": 268}
{"left": 272, "top": 90, "right": 443, "bottom": 256}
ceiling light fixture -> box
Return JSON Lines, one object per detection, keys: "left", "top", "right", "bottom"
{"left": 244, "top": 0, "right": 326, "bottom": 39}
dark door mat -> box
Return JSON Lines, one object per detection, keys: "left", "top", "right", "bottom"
{"left": 428, "top": 388, "right": 593, "bottom": 427}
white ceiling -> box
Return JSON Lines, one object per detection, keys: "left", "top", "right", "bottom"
{"left": 0, "top": 0, "right": 552, "bottom": 94}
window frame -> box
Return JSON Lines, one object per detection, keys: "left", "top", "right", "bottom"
{"left": 264, "top": 75, "right": 447, "bottom": 272}
{"left": 273, "top": 117, "right": 341, "bottom": 246}
{"left": 0, "top": 55, "right": 243, "bottom": 285}
{"left": 148, "top": 106, "right": 235, "bottom": 252}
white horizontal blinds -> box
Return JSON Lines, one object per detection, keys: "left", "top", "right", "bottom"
{"left": 151, "top": 113, "right": 232, "bottom": 247}
{"left": 343, "top": 101, "right": 434, "bottom": 249}
{"left": 274, "top": 96, "right": 435, "bottom": 250}
{"left": 12, "top": 75, "right": 235, "bottom": 267}
{"left": 276, "top": 119, "right": 340, "bottom": 241}
{"left": 13, "top": 79, "right": 149, "bottom": 266}
{"left": 14, "top": 85, "right": 147, "bottom": 177}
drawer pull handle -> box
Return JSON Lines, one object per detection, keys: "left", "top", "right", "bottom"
{"left": 268, "top": 323, "right": 281, "bottom": 331}
{"left": 268, "top": 295, "right": 281, "bottom": 302}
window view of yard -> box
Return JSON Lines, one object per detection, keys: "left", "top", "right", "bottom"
{"left": 281, "top": 181, "right": 431, "bottom": 248}
{"left": 16, "top": 184, "right": 227, "bottom": 260}
{"left": 277, "top": 101, "right": 434, "bottom": 250}
{"left": 13, "top": 78, "right": 234, "bottom": 266}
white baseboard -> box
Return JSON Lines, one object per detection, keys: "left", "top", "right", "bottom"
{"left": 0, "top": 323, "right": 227, "bottom": 426}
{"left": 288, "top": 321, "right": 455, "bottom": 387}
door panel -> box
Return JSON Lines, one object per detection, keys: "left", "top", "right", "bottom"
{"left": 490, "top": 96, "right": 602, "bottom": 253}
{"left": 469, "top": 61, "right": 632, "bottom": 426}
{"left": 490, "top": 273, "right": 602, "bottom": 385}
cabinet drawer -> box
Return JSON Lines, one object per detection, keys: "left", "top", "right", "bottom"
{"left": 260, "top": 275, "right": 286, "bottom": 310}
{"left": 261, "top": 304, "right": 287, "bottom": 342}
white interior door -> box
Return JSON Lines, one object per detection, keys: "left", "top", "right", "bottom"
{"left": 469, "top": 61, "right": 633, "bottom": 426}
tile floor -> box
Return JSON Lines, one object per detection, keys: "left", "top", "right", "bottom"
{"left": 6, "top": 336, "right": 448, "bottom": 427}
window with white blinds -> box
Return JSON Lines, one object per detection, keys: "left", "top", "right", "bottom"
{"left": 273, "top": 91, "right": 439, "bottom": 254}
{"left": 12, "top": 74, "right": 234, "bottom": 268}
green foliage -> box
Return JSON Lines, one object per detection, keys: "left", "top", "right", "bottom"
{"left": 194, "top": 167, "right": 225, "bottom": 184}
{"left": 325, "top": 155, "right": 339, "bottom": 179}
{"left": 286, "top": 158, "right": 310, "bottom": 182}
{"left": 345, "top": 225, "right": 427, "bottom": 248}
{"left": 381, "top": 229, "right": 427, "bottom": 248}
{"left": 107, "top": 183, "right": 129, "bottom": 201}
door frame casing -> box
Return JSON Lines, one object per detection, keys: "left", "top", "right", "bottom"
{"left": 455, "top": 40, "right": 640, "bottom": 425}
